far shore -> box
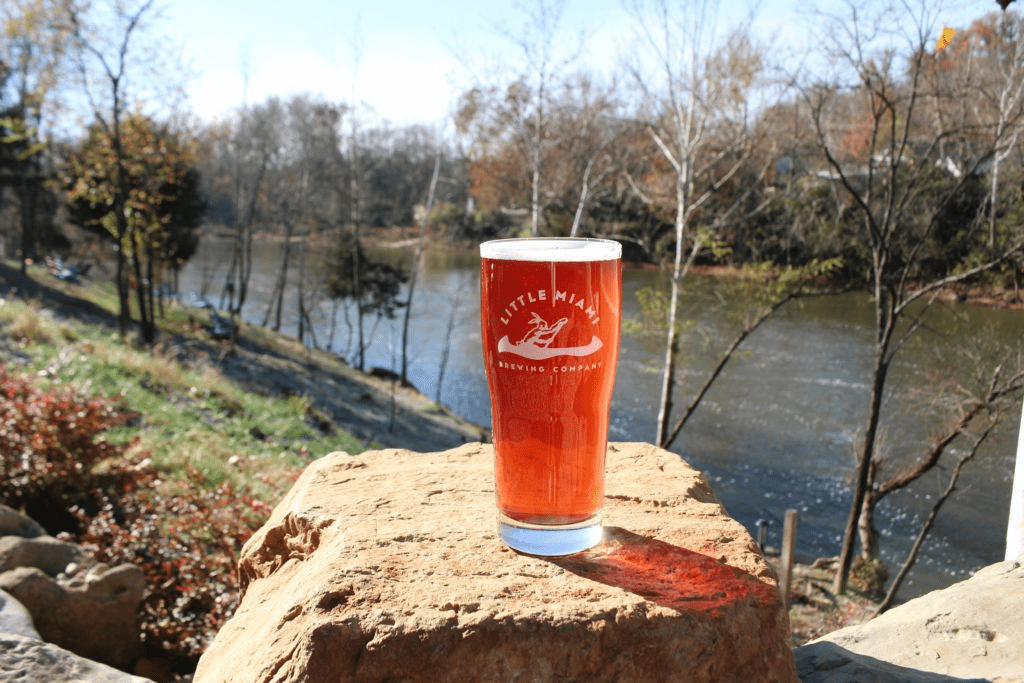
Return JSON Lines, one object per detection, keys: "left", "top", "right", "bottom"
{"left": 194, "top": 223, "right": 1024, "bottom": 312}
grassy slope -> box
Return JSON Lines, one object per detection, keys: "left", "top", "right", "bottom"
{"left": 0, "top": 258, "right": 484, "bottom": 506}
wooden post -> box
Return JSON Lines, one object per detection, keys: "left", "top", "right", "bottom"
{"left": 780, "top": 509, "right": 798, "bottom": 609}
{"left": 1006, "top": 399, "right": 1024, "bottom": 562}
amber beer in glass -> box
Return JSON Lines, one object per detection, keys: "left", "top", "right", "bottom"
{"left": 480, "top": 238, "right": 621, "bottom": 555}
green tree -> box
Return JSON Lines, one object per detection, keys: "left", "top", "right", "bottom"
{"left": 1, "top": 0, "right": 73, "bottom": 270}
{"left": 66, "top": 114, "right": 204, "bottom": 342}
{"left": 67, "top": 0, "right": 182, "bottom": 343}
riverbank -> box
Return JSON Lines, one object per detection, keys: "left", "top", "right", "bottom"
{"left": 0, "top": 257, "right": 484, "bottom": 481}
{"left": 197, "top": 223, "right": 1024, "bottom": 313}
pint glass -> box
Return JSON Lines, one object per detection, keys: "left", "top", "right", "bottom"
{"left": 480, "top": 238, "right": 621, "bottom": 555}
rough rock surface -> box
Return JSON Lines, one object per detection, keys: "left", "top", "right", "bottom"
{"left": 795, "top": 561, "right": 1024, "bottom": 683}
{"left": 0, "top": 504, "right": 148, "bottom": 671}
{"left": 0, "top": 633, "right": 153, "bottom": 683}
{"left": 0, "top": 563, "right": 146, "bottom": 671}
{"left": 0, "top": 589, "right": 38, "bottom": 639}
{"left": 195, "top": 442, "right": 797, "bottom": 683}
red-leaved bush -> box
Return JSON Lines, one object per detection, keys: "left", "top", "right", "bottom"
{"left": 1, "top": 365, "right": 282, "bottom": 678}
{"left": 0, "top": 365, "right": 137, "bottom": 528}
{"left": 75, "top": 467, "right": 275, "bottom": 675}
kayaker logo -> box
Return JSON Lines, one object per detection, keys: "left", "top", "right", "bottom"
{"left": 497, "top": 311, "right": 602, "bottom": 360}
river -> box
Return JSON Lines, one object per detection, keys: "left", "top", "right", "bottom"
{"left": 178, "top": 236, "right": 1024, "bottom": 602}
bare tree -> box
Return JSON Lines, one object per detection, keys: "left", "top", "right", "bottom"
{"left": 623, "top": 0, "right": 766, "bottom": 447}
{"left": 221, "top": 98, "right": 280, "bottom": 345}
{"left": 400, "top": 147, "right": 441, "bottom": 386}
{"left": 435, "top": 274, "right": 470, "bottom": 405}
{"left": 874, "top": 358, "right": 1024, "bottom": 612}
{"left": 345, "top": 17, "right": 368, "bottom": 370}
{"left": 798, "top": 0, "right": 1024, "bottom": 594}
{"left": 261, "top": 96, "right": 344, "bottom": 334}
{"left": 495, "top": 0, "right": 580, "bottom": 236}
{"left": 543, "top": 73, "right": 625, "bottom": 238}
{"left": 455, "top": 0, "right": 589, "bottom": 236}
{"left": 976, "top": 11, "right": 1024, "bottom": 251}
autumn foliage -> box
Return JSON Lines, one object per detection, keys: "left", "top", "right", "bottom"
{"left": 0, "top": 365, "right": 135, "bottom": 522}
{"left": 75, "top": 467, "right": 274, "bottom": 673}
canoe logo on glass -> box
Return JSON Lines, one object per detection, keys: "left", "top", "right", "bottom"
{"left": 495, "top": 288, "right": 602, "bottom": 361}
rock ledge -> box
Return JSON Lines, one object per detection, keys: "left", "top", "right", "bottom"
{"left": 195, "top": 442, "right": 797, "bottom": 683}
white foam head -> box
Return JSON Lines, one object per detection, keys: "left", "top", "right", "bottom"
{"left": 480, "top": 238, "right": 621, "bottom": 262}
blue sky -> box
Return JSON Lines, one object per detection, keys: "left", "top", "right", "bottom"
{"left": 162, "top": 0, "right": 992, "bottom": 128}
{"left": 164, "top": 0, "right": 630, "bottom": 126}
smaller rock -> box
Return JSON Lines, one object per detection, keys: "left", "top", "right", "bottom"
{"left": 796, "top": 561, "right": 1024, "bottom": 683}
{"left": 0, "top": 633, "right": 154, "bottom": 683}
{"left": 0, "top": 589, "right": 39, "bottom": 639}
{"left": 796, "top": 641, "right": 989, "bottom": 683}
{"left": 0, "top": 505, "right": 45, "bottom": 539}
{"left": 0, "top": 564, "right": 145, "bottom": 670}
{"left": 0, "top": 535, "right": 90, "bottom": 577}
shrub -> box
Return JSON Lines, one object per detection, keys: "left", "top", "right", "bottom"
{"left": 1, "top": 364, "right": 291, "bottom": 679}
{"left": 73, "top": 466, "right": 277, "bottom": 675}
{"left": 0, "top": 365, "right": 138, "bottom": 531}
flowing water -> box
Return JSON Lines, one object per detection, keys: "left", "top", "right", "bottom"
{"left": 179, "top": 237, "right": 1024, "bottom": 601}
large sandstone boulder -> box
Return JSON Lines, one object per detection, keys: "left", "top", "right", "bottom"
{"left": 195, "top": 442, "right": 797, "bottom": 683}
{"left": 795, "top": 561, "right": 1024, "bottom": 683}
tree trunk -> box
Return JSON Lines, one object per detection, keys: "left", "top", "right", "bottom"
{"left": 19, "top": 172, "right": 37, "bottom": 275}
{"left": 131, "top": 233, "right": 153, "bottom": 345}
{"left": 857, "top": 488, "right": 880, "bottom": 563}
{"left": 327, "top": 299, "right": 340, "bottom": 353}
{"left": 264, "top": 219, "right": 293, "bottom": 331}
{"left": 990, "top": 150, "right": 1002, "bottom": 255}
{"left": 220, "top": 246, "right": 238, "bottom": 311}
{"left": 530, "top": 96, "right": 544, "bottom": 237}
{"left": 834, "top": 309, "right": 892, "bottom": 594}
{"left": 436, "top": 279, "right": 465, "bottom": 404}
{"left": 401, "top": 153, "right": 441, "bottom": 385}
{"left": 569, "top": 157, "right": 594, "bottom": 238}
{"left": 297, "top": 225, "right": 307, "bottom": 344}
{"left": 352, "top": 228, "right": 364, "bottom": 371}
{"left": 656, "top": 178, "right": 686, "bottom": 447}
{"left": 530, "top": 161, "right": 541, "bottom": 237}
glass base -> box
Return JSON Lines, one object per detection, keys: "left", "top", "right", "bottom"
{"left": 498, "top": 514, "right": 603, "bottom": 556}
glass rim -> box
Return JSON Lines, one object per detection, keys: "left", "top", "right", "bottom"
{"left": 479, "top": 237, "right": 621, "bottom": 262}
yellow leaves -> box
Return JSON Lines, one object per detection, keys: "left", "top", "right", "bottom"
{"left": 67, "top": 113, "right": 197, "bottom": 258}
{"left": 936, "top": 27, "right": 956, "bottom": 52}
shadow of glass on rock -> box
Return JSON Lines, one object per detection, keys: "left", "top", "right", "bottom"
{"left": 546, "top": 526, "right": 781, "bottom": 617}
